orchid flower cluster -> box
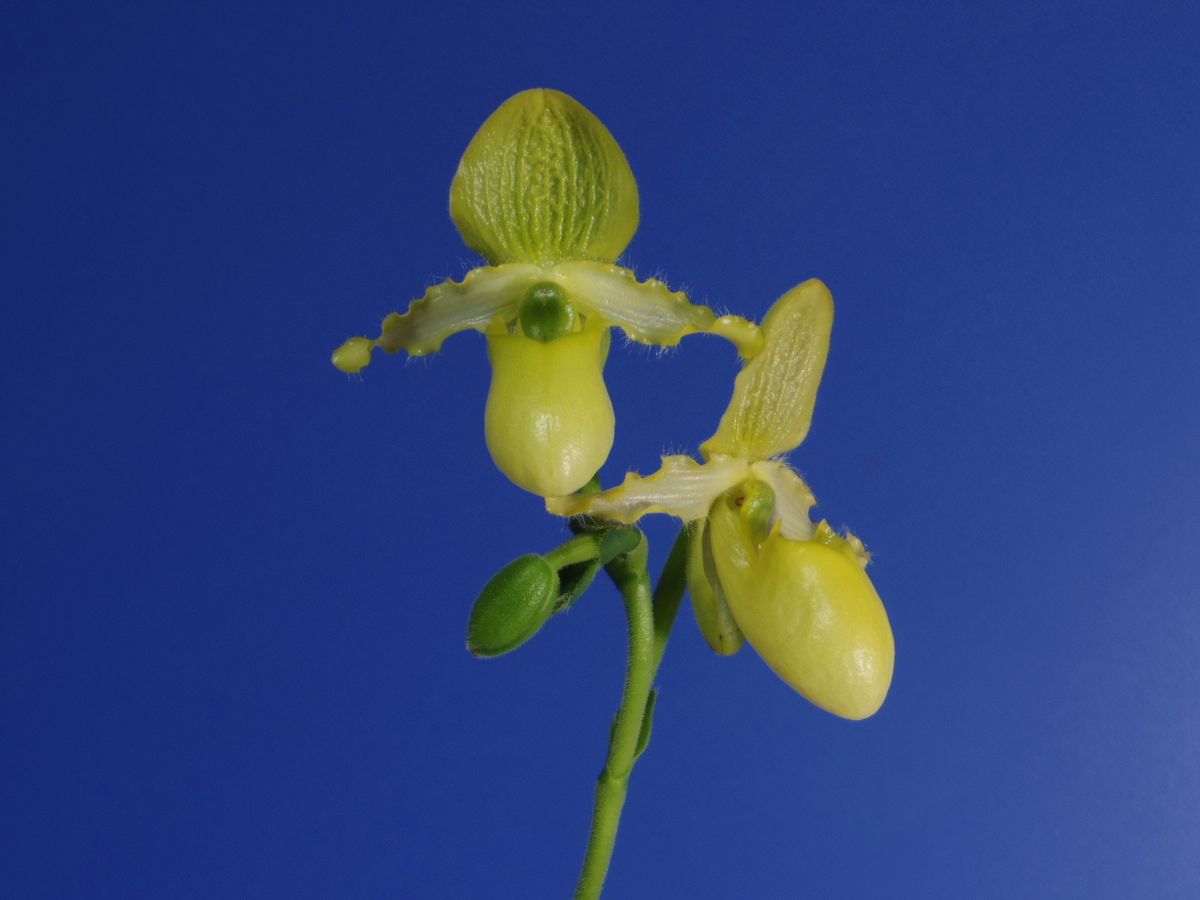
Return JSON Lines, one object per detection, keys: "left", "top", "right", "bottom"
{"left": 333, "top": 89, "right": 893, "bottom": 897}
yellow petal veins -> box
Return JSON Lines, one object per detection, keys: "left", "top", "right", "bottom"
{"left": 555, "top": 262, "right": 721, "bottom": 347}
{"left": 702, "top": 279, "right": 834, "bottom": 460}
{"left": 450, "top": 89, "right": 640, "bottom": 266}
{"left": 547, "top": 454, "right": 749, "bottom": 520}
{"left": 377, "top": 264, "right": 542, "bottom": 357}
{"left": 332, "top": 264, "right": 543, "bottom": 366}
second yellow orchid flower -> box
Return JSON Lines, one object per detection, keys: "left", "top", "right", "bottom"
{"left": 549, "top": 279, "right": 894, "bottom": 720}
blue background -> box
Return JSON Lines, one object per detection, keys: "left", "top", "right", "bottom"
{"left": 6, "top": 1, "right": 1199, "bottom": 897}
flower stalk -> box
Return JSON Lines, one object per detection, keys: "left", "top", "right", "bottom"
{"left": 575, "top": 527, "right": 690, "bottom": 900}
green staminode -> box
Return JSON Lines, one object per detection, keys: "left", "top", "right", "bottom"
{"left": 518, "top": 281, "right": 576, "bottom": 342}
{"left": 449, "top": 88, "right": 640, "bottom": 266}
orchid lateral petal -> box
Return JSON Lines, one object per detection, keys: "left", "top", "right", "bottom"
{"left": 331, "top": 264, "right": 542, "bottom": 371}
{"left": 377, "top": 264, "right": 542, "bottom": 357}
{"left": 546, "top": 454, "right": 749, "bottom": 522}
{"left": 750, "top": 461, "right": 817, "bottom": 541}
{"left": 554, "top": 262, "right": 761, "bottom": 354}
{"left": 701, "top": 279, "right": 834, "bottom": 460}
{"left": 450, "top": 89, "right": 639, "bottom": 266}
{"left": 554, "top": 262, "right": 713, "bottom": 346}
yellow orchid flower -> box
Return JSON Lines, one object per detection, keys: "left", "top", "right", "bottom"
{"left": 549, "top": 279, "right": 894, "bottom": 720}
{"left": 332, "top": 89, "right": 758, "bottom": 497}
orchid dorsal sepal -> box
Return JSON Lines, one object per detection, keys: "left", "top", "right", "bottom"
{"left": 450, "top": 89, "right": 640, "bottom": 267}
{"left": 702, "top": 278, "right": 834, "bottom": 460}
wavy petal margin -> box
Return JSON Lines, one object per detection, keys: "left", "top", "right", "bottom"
{"left": 546, "top": 454, "right": 749, "bottom": 521}
{"left": 554, "top": 261, "right": 760, "bottom": 354}
{"left": 331, "top": 264, "right": 542, "bottom": 371}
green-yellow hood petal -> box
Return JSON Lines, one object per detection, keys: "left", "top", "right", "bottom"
{"left": 450, "top": 89, "right": 640, "bottom": 266}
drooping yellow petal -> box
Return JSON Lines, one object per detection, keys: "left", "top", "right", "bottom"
{"left": 546, "top": 453, "right": 748, "bottom": 521}
{"left": 701, "top": 279, "right": 834, "bottom": 460}
{"left": 708, "top": 498, "right": 893, "bottom": 720}
{"left": 485, "top": 324, "right": 615, "bottom": 497}
{"left": 331, "top": 264, "right": 542, "bottom": 372}
{"left": 450, "top": 89, "right": 640, "bottom": 266}
{"left": 686, "top": 516, "right": 745, "bottom": 656}
{"left": 555, "top": 261, "right": 760, "bottom": 353}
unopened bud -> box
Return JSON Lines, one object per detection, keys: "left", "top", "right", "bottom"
{"left": 467, "top": 555, "right": 560, "bottom": 658}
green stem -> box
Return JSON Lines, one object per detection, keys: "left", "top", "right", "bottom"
{"left": 574, "top": 527, "right": 692, "bottom": 900}
{"left": 544, "top": 533, "right": 602, "bottom": 570}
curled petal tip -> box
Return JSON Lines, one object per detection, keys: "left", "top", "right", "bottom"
{"left": 332, "top": 337, "right": 374, "bottom": 374}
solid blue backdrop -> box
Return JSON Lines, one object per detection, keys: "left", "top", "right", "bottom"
{"left": 5, "top": 1, "right": 1199, "bottom": 897}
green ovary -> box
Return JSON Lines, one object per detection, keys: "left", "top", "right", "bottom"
{"left": 485, "top": 325, "right": 615, "bottom": 497}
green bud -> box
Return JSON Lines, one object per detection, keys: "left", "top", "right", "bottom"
{"left": 467, "top": 555, "right": 560, "bottom": 658}
{"left": 519, "top": 282, "right": 575, "bottom": 342}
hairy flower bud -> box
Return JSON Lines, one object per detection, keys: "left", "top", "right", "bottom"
{"left": 467, "top": 555, "right": 560, "bottom": 658}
